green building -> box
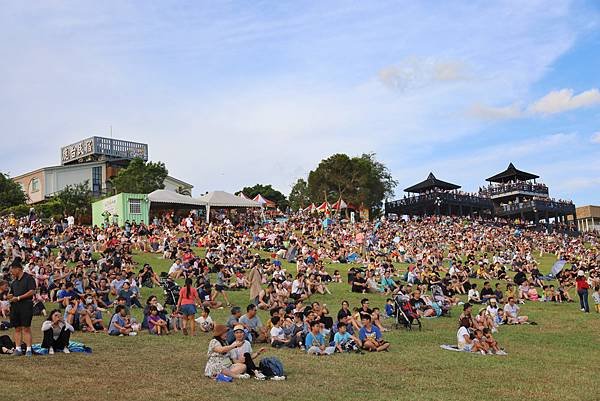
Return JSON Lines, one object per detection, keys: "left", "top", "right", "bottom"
{"left": 92, "top": 193, "right": 150, "bottom": 227}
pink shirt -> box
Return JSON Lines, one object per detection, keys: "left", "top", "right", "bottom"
{"left": 178, "top": 287, "right": 199, "bottom": 305}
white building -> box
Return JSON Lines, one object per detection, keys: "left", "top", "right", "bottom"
{"left": 12, "top": 136, "right": 193, "bottom": 204}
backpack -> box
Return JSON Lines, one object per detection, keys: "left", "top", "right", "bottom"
{"left": 259, "top": 356, "right": 284, "bottom": 377}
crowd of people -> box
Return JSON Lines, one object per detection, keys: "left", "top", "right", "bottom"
{"left": 0, "top": 210, "right": 598, "bottom": 374}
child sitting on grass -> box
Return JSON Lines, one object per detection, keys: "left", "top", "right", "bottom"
{"left": 195, "top": 307, "right": 214, "bottom": 332}
{"left": 108, "top": 305, "right": 138, "bottom": 336}
{"left": 148, "top": 306, "right": 169, "bottom": 335}
{"left": 482, "top": 328, "right": 506, "bottom": 355}
{"left": 333, "top": 322, "right": 362, "bottom": 353}
{"left": 332, "top": 270, "right": 342, "bottom": 283}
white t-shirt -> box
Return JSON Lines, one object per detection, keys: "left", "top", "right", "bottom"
{"left": 503, "top": 303, "right": 519, "bottom": 318}
{"left": 270, "top": 326, "right": 286, "bottom": 342}
{"left": 168, "top": 263, "right": 182, "bottom": 274}
{"left": 457, "top": 326, "right": 470, "bottom": 349}
{"left": 67, "top": 216, "right": 75, "bottom": 226}
{"left": 468, "top": 289, "right": 480, "bottom": 301}
{"left": 228, "top": 340, "right": 252, "bottom": 362}
{"left": 195, "top": 315, "right": 214, "bottom": 331}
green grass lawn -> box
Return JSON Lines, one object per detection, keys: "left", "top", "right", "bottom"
{"left": 1, "top": 250, "right": 599, "bottom": 401}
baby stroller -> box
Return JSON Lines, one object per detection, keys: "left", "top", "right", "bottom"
{"left": 394, "top": 294, "right": 421, "bottom": 331}
{"left": 161, "top": 278, "right": 180, "bottom": 306}
{"left": 430, "top": 285, "right": 451, "bottom": 316}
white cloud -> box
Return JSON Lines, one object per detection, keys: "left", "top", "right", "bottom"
{"left": 528, "top": 88, "right": 600, "bottom": 114}
{"left": 470, "top": 88, "right": 600, "bottom": 120}
{"left": 378, "top": 57, "right": 468, "bottom": 90}
{"left": 468, "top": 102, "right": 523, "bottom": 120}
{"left": 592, "top": 132, "right": 600, "bottom": 144}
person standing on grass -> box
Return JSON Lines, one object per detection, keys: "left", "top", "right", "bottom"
{"left": 247, "top": 262, "right": 263, "bottom": 305}
{"left": 8, "top": 258, "right": 36, "bottom": 356}
{"left": 177, "top": 277, "right": 200, "bottom": 336}
{"left": 575, "top": 270, "right": 590, "bottom": 313}
{"left": 212, "top": 265, "right": 231, "bottom": 307}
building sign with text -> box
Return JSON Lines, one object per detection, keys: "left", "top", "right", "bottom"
{"left": 60, "top": 137, "right": 148, "bottom": 165}
{"left": 61, "top": 138, "right": 94, "bottom": 164}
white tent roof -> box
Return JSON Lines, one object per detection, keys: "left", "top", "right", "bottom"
{"left": 197, "top": 191, "right": 262, "bottom": 208}
{"left": 148, "top": 189, "right": 207, "bottom": 207}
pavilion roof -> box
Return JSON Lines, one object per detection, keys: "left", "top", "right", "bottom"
{"left": 404, "top": 172, "right": 461, "bottom": 193}
{"left": 486, "top": 163, "right": 539, "bottom": 183}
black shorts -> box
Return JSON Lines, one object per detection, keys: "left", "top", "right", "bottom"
{"left": 10, "top": 302, "right": 34, "bottom": 328}
{"left": 215, "top": 284, "right": 227, "bottom": 292}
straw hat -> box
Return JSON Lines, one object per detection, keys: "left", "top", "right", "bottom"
{"left": 213, "top": 324, "right": 228, "bottom": 337}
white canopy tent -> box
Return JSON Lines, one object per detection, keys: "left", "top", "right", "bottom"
{"left": 148, "top": 189, "right": 207, "bottom": 207}
{"left": 197, "top": 190, "right": 262, "bottom": 222}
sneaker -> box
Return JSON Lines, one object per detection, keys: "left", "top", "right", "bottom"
{"left": 581, "top": 308, "right": 585, "bottom": 312}
{"left": 13, "top": 349, "right": 22, "bottom": 356}
{"left": 63, "top": 348, "right": 70, "bottom": 354}
{"left": 128, "top": 332, "right": 138, "bottom": 336}
{"left": 238, "top": 373, "right": 251, "bottom": 379}
{"left": 270, "top": 375, "right": 286, "bottom": 381}
{"left": 254, "top": 370, "right": 266, "bottom": 380}
{"left": 48, "top": 347, "right": 54, "bottom": 355}
{"left": 25, "top": 350, "right": 32, "bottom": 357}
{"left": 496, "top": 350, "right": 507, "bottom": 355}
{"left": 480, "top": 350, "right": 486, "bottom": 355}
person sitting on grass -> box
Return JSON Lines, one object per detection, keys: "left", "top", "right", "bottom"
{"left": 269, "top": 316, "right": 292, "bottom": 348}
{"left": 457, "top": 317, "right": 486, "bottom": 354}
{"left": 240, "top": 304, "right": 268, "bottom": 343}
{"left": 358, "top": 315, "right": 390, "bottom": 352}
{"left": 503, "top": 297, "right": 528, "bottom": 324}
{"left": 333, "top": 322, "right": 362, "bottom": 353}
{"left": 468, "top": 283, "right": 482, "bottom": 304}
{"left": 108, "top": 305, "right": 137, "bottom": 336}
{"left": 195, "top": 307, "right": 214, "bottom": 333}
{"left": 41, "top": 309, "right": 74, "bottom": 355}
{"left": 148, "top": 305, "right": 169, "bottom": 335}
{"left": 204, "top": 324, "right": 250, "bottom": 379}
{"left": 305, "top": 320, "right": 335, "bottom": 355}
{"left": 228, "top": 324, "right": 268, "bottom": 380}
{"left": 482, "top": 328, "right": 506, "bottom": 355}
{"left": 198, "top": 284, "right": 223, "bottom": 310}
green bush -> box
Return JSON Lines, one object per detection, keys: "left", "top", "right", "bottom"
{"left": 0, "top": 203, "right": 30, "bottom": 217}
{"left": 37, "top": 199, "right": 64, "bottom": 218}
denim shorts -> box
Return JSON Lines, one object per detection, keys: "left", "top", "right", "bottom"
{"left": 180, "top": 304, "right": 197, "bottom": 316}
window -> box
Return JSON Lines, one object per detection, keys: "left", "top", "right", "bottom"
{"left": 129, "top": 198, "right": 142, "bottom": 214}
{"left": 92, "top": 166, "right": 102, "bottom": 195}
{"left": 30, "top": 177, "right": 40, "bottom": 193}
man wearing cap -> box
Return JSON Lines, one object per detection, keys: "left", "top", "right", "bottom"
{"left": 8, "top": 257, "right": 37, "bottom": 356}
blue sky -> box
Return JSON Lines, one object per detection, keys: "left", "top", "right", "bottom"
{"left": 1, "top": 1, "right": 599, "bottom": 204}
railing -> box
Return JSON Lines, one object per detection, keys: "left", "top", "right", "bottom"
{"left": 495, "top": 199, "right": 575, "bottom": 215}
{"left": 479, "top": 182, "right": 548, "bottom": 198}
{"left": 386, "top": 191, "right": 493, "bottom": 209}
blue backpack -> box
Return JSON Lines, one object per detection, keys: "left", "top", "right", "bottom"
{"left": 259, "top": 357, "right": 284, "bottom": 377}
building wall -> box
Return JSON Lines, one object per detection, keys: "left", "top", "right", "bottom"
{"left": 12, "top": 170, "right": 46, "bottom": 204}
{"left": 163, "top": 176, "right": 193, "bottom": 195}
{"left": 45, "top": 162, "right": 106, "bottom": 196}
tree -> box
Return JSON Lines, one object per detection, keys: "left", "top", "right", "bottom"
{"left": 0, "top": 172, "right": 27, "bottom": 210}
{"left": 307, "top": 153, "right": 397, "bottom": 216}
{"left": 238, "top": 184, "right": 288, "bottom": 210}
{"left": 55, "top": 181, "right": 92, "bottom": 218}
{"left": 288, "top": 178, "right": 311, "bottom": 211}
{"left": 111, "top": 158, "right": 168, "bottom": 194}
